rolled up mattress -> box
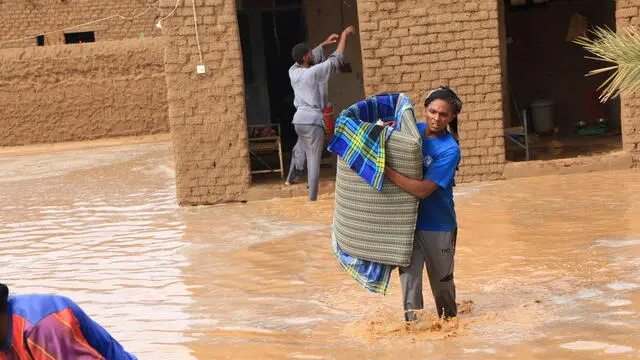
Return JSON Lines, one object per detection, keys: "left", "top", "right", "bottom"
{"left": 333, "top": 93, "right": 422, "bottom": 267}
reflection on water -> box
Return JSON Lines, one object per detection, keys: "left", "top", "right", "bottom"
{"left": 0, "top": 142, "right": 639, "bottom": 359}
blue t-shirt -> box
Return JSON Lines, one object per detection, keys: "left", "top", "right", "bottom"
{"left": 415, "top": 122, "right": 460, "bottom": 231}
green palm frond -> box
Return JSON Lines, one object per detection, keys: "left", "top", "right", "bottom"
{"left": 575, "top": 26, "right": 640, "bottom": 102}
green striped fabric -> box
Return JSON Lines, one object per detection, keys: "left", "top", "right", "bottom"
{"left": 333, "top": 109, "right": 422, "bottom": 267}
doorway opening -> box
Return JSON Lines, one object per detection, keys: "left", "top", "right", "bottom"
{"left": 237, "top": 0, "right": 365, "bottom": 184}
{"left": 501, "top": 0, "right": 622, "bottom": 162}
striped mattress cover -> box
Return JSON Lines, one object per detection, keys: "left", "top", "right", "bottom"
{"left": 332, "top": 93, "right": 422, "bottom": 266}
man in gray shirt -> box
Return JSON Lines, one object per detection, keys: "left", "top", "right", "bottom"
{"left": 285, "top": 25, "right": 355, "bottom": 202}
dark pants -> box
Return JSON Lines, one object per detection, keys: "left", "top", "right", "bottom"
{"left": 399, "top": 229, "right": 457, "bottom": 318}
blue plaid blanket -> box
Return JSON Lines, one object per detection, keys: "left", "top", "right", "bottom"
{"left": 332, "top": 231, "right": 394, "bottom": 295}
{"left": 327, "top": 93, "right": 414, "bottom": 190}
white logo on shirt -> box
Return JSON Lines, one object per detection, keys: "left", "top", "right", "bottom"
{"left": 423, "top": 155, "right": 434, "bottom": 168}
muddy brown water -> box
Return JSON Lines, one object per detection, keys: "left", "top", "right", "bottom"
{"left": 0, "top": 142, "right": 638, "bottom": 359}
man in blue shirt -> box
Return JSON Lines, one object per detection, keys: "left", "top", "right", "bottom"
{"left": 386, "top": 87, "right": 463, "bottom": 321}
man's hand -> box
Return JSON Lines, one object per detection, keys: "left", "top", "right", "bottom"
{"left": 342, "top": 26, "right": 356, "bottom": 36}
{"left": 322, "top": 33, "right": 339, "bottom": 46}
{"left": 336, "top": 26, "right": 355, "bottom": 54}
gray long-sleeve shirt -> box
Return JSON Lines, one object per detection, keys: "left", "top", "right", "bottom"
{"left": 289, "top": 46, "right": 345, "bottom": 127}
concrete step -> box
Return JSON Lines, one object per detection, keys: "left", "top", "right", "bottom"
{"left": 503, "top": 151, "right": 633, "bottom": 179}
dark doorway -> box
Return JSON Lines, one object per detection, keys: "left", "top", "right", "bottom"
{"left": 237, "top": 0, "right": 307, "bottom": 181}
{"left": 237, "top": 2, "right": 307, "bottom": 153}
{"left": 260, "top": 8, "right": 307, "bottom": 152}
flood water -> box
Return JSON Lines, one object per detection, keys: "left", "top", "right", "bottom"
{"left": 0, "top": 142, "right": 638, "bottom": 359}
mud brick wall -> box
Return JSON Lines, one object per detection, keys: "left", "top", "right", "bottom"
{"left": 160, "top": 0, "right": 251, "bottom": 205}
{"left": 0, "top": 0, "right": 161, "bottom": 49}
{"left": 616, "top": 1, "right": 640, "bottom": 166}
{"left": 356, "top": 0, "right": 506, "bottom": 182}
{"left": 0, "top": 38, "right": 169, "bottom": 146}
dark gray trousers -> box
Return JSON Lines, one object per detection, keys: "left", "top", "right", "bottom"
{"left": 399, "top": 229, "right": 457, "bottom": 318}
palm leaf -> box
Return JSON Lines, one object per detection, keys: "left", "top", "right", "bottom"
{"left": 575, "top": 26, "right": 640, "bottom": 102}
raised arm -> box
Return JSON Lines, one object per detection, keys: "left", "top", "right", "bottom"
{"left": 312, "top": 33, "right": 339, "bottom": 63}
{"left": 309, "top": 26, "right": 355, "bottom": 80}
{"left": 337, "top": 26, "right": 355, "bottom": 55}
